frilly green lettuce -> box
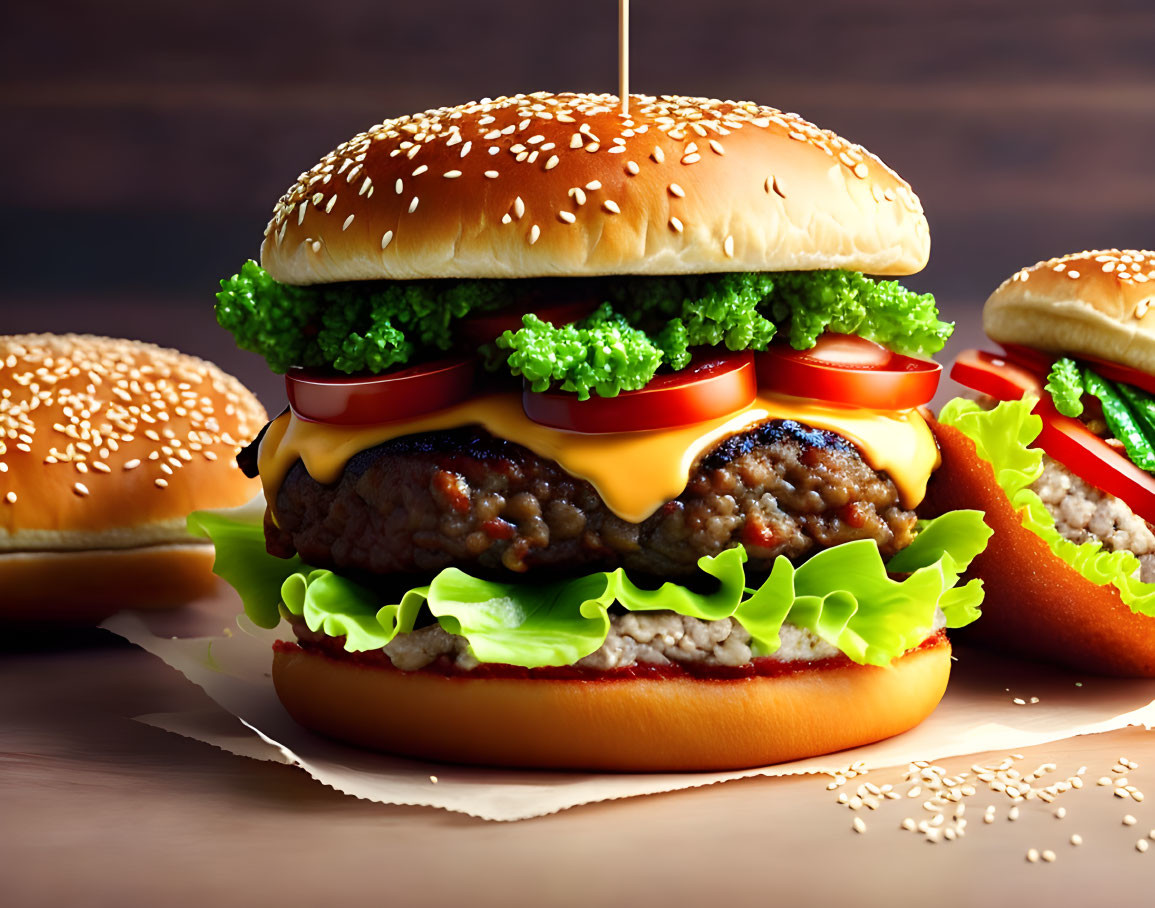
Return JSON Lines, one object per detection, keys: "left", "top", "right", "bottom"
{"left": 189, "top": 506, "right": 990, "bottom": 669}
{"left": 938, "top": 397, "right": 1155, "bottom": 616}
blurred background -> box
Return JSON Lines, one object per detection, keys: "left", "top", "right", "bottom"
{"left": 3, "top": 0, "right": 1155, "bottom": 407}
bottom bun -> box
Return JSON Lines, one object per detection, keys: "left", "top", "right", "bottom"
{"left": 926, "top": 418, "right": 1155, "bottom": 677}
{"left": 272, "top": 636, "right": 951, "bottom": 771}
{"left": 0, "top": 544, "right": 219, "bottom": 625}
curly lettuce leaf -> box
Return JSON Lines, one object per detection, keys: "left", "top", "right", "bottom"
{"left": 1045, "top": 357, "right": 1085, "bottom": 417}
{"left": 219, "top": 263, "right": 950, "bottom": 396}
{"left": 938, "top": 396, "right": 1155, "bottom": 616}
{"left": 191, "top": 505, "right": 988, "bottom": 668}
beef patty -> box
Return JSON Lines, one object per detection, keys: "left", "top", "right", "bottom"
{"left": 261, "top": 420, "right": 916, "bottom": 579}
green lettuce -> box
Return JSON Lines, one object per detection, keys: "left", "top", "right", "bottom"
{"left": 218, "top": 262, "right": 950, "bottom": 397}
{"left": 190, "top": 506, "right": 990, "bottom": 669}
{"left": 938, "top": 397, "right": 1155, "bottom": 616}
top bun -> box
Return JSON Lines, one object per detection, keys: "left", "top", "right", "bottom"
{"left": 985, "top": 250, "right": 1155, "bottom": 374}
{"left": 0, "top": 334, "right": 267, "bottom": 553}
{"left": 261, "top": 92, "right": 929, "bottom": 284}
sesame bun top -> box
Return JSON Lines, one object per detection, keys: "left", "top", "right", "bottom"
{"left": 0, "top": 334, "right": 267, "bottom": 551}
{"left": 984, "top": 250, "right": 1155, "bottom": 374}
{"left": 261, "top": 92, "right": 930, "bottom": 284}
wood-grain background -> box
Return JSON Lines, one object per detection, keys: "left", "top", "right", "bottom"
{"left": 3, "top": 0, "right": 1154, "bottom": 402}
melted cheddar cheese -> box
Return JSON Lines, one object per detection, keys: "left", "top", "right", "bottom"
{"left": 257, "top": 392, "right": 939, "bottom": 524}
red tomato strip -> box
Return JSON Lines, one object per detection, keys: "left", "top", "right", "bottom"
{"left": 952, "top": 349, "right": 1155, "bottom": 525}
{"left": 523, "top": 351, "right": 756, "bottom": 433}
{"left": 287, "top": 358, "right": 475, "bottom": 425}
{"left": 755, "top": 334, "right": 940, "bottom": 410}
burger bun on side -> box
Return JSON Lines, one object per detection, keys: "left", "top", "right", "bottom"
{"left": 0, "top": 334, "right": 267, "bottom": 624}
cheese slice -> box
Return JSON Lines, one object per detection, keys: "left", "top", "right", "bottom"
{"left": 257, "top": 391, "right": 939, "bottom": 524}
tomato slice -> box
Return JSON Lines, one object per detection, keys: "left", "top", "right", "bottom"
{"left": 523, "top": 351, "right": 756, "bottom": 433}
{"left": 755, "top": 333, "right": 941, "bottom": 410}
{"left": 1000, "top": 342, "right": 1155, "bottom": 398}
{"left": 286, "top": 358, "right": 475, "bottom": 425}
{"left": 456, "top": 298, "right": 599, "bottom": 349}
{"left": 951, "top": 349, "right": 1155, "bottom": 525}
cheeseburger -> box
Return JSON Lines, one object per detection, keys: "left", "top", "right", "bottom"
{"left": 932, "top": 250, "right": 1155, "bottom": 677}
{"left": 0, "top": 333, "right": 266, "bottom": 624}
{"left": 200, "top": 92, "right": 989, "bottom": 770}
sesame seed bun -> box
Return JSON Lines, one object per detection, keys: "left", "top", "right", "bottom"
{"left": 925, "top": 417, "right": 1155, "bottom": 677}
{"left": 984, "top": 250, "right": 1155, "bottom": 374}
{"left": 0, "top": 334, "right": 267, "bottom": 622}
{"left": 271, "top": 635, "right": 951, "bottom": 771}
{"left": 261, "top": 92, "right": 929, "bottom": 285}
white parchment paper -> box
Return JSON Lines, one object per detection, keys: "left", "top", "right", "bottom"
{"left": 103, "top": 602, "right": 1155, "bottom": 822}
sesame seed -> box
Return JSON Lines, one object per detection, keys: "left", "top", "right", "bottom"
{"left": 380, "top": 231, "right": 394, "bottom": 250}
{"left": 342, "top": 214, "right": 355, "bottom": 231}
{"left": 669, "top": 216, "right": 684, "bottom": 233}
{"left": 723, "top": 235, "right": 735, "bottom": 257}
{"left": 852, "top": 817, "right": 866, "bottom": 834}
{"left": 1041, "top": 850, "right": 1056, "bottom": 863}
{"left": 569, "top": 187, "right": 587, "bottom": 206}
{"left": 682, "top": 153, "right": 701, "bottom": 165}
{"left": 412, "top": 165, "right": 428, "bottom": 176}
{"left": 558, "top": 211, "right": 576, "bottom": 224}
{"left": 1026, "top": 849, "right": 1039, "bottom": 863}
{"left": 626, "top": 161, "right": 640, "bottom": 175}
{"left": 602, "top": 200, "right": 621, "bottom": 214}
{"left": 310, "top": 240, "right": 322, "bottom": 253}
{"left": 668, "top": 183, "right": 686, "bottom": 198}
{"left": 651, "top": 147, "right": 665, "bottom": 163}
{"left": 585, "top": 180, "right": 602, "bottom": 191}
{"left": 1124, "top": 815, "right": 1138, "bottom": 826}
{"left": 1070, "top": 834, "right": 1083, "bottom": 846}
{"left": 484, "top": 170, "right": 499, "bottom": 179}
{"left": 443, "top": 170, "right": 462, "bottom": 178}
{"left": 1068, "top": 270, "right": 1081, "bottom": 279}
{"left": 1139, "top": 839, "right": 1150, "bottom": 853}
{"left": 124, "top": 459, "right": 141, "bottom": 470}
{"left": 569, "top": 134, "right": 583, "bottom": 149}
{"left": 155, "top": 478, "right": 168, "bottom": 489}
{"left": 513, "top": 197, "right": 525, "bottom": 219}
{"left": 395, "top": 179, "right": 404, "bottom": 194}
{"left": 324, "top": 195, "right": 337, "bottom": 214}
{"left": 408, "top": 197, "right": 419, "bottom": 213}
{"left": 708, "top": 139, "right": 725, "bottom": 155}
{"left": 528, "top": 224, "right": 540, "bottom": 245}
{"left": 73, "top": 482, "right": 89, "bottom": 497}
{"left": 501, "top": 213, "right": 512, "bottom": 225}
{"left": 4, "top": 491, "right": 15, "bottom": 504}
{"left": 544, "top": 155, "right": 559, "bottom": 171}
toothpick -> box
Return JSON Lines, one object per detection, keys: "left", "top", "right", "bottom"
{"left": 619, "top": 0, "right": 629, "bottom": 115}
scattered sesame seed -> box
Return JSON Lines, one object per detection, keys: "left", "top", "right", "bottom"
{"left": 1027, "top": 849, "right": 1039, "bottom": 863}
{"left": 1070, "top": 834, "right": 1083, "bottom": 846}
{"left": 602, "top": 200, "right": 621, "bottom": 215}
{"left": 155, "top": 478, "right": 168, "bottom": 489}
{"left": 342, "top": 214, "right": 355, "bottom": 231}
{"left": 651, "top": 147, "right": 665, "bottom": 163}
{"left": 528, "top": 224, "right": 541, "bottom": 245}
{"left": 708, "top": 139, "right": 725, "bottom": 155}
{"left": 1124, "top": 815, "right": 1138, "bottom": 826}
{"left": 484, "top": 170, "right": 499, "bottom": 179}
{"left": 625, "top": 161, "right": 640, "bottom": 175}
{"left": 412, "top": 164, "right": 428, "bottom": 176}
{"left": 723, "top": 235, "right": 735, "bottom": 257}
{"left": 544, "top": 155, "right": 560, "bottom": 171}
{"left": 380, "top": 231, "right": 394, "bottom": 250}
{"left": 4, "top": 491, "right": 15, "bottom": 504}
{"left": 585, "top": 180, "right": 602, "bottom": 191}
{"left": 1139, "top": 839, "right": 1150, "bottom": 853}
{"left": 73, "top": 482, "right": 89, "bottom": 497}
{"left": 513, "top": 197, "right": 525, "bottom": 219}
{"left": 324, "top": 195, "right": 337, "bottom": 214}
{"left": 852, "top": 817, "right": 866, "bottom": 834}
{"left": 442, "top": 170, "right": 462, "bottom": 179}
{"left": 1054, "top": 807, "right": 1066, "bottom": 819}
{"left": 123, "top": 459, "right": 141, "bottom": 470}
{"left": 669, "top": 216, "right": 684, "bottom": 233}
{"left": 558, "top": 211, "right": 576, "bottom": 224}
{"left": 681, "top": 153, "right": 701, "bottom": 165}
{"left": 1041, "top": 850, "right": 1056, "bottom": 863}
